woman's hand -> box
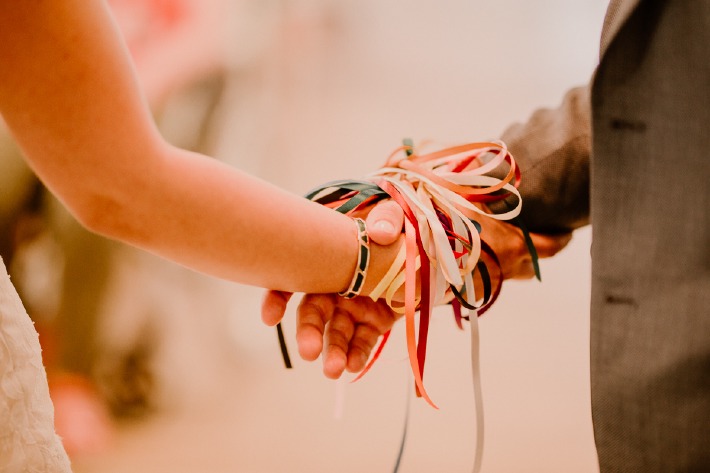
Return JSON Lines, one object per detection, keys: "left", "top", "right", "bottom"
{"left": 261, "top": 199, "right": 572, "bottom": 379}
{"left": 261, "top": 200, "right": 405, "bottom": 379}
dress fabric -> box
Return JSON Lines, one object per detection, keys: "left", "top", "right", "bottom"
{"left": 0, "top": 256, "right": 71, "bottom": 472}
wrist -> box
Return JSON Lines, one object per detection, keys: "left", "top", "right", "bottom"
{"left": 337, "top": 218, "right": 370, "bottom": 299}
{"left": 361, "top": 232, "right": 405, "bottom": 298}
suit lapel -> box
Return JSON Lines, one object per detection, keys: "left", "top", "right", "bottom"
{"left": 600, "top": 0, "right": 642, "bottom": 58}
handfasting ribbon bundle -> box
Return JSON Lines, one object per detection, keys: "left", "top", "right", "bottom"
{"left": 280, "top": 139, "right": 539, "bottom": 472}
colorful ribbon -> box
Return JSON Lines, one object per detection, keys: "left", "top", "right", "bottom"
{"left": 282, "top": 139, "right": 538, "bottom": 472}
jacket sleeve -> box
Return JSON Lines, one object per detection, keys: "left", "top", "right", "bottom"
{"left": 489, "top": 85, "right": 592, "bottom": 234}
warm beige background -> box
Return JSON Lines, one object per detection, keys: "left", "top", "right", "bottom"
{"left": 74, "top": 1, "right": 607, "bottom": 472}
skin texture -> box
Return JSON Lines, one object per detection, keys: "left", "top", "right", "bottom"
{"left": 262, "top": 202, "right": 571, "bottom": 379}
{"left": 0, "top": 0, "right": 570, "bottom": 382}
{"left": 0, "top": 0, "right": 402, "bottom": 295}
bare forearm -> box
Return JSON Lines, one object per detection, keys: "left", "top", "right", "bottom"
{"left": 96, "top": 145, "right": 400, "bottom": 293}
{"left": 0, "top": 0, "right": 399, "bottom": 294}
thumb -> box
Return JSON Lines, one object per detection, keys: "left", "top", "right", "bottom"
{"left": 261, "top": 290, "right": 293, "bottom": 326}
{"left": 365, "top": 200, "right": 404, "bottom": 245}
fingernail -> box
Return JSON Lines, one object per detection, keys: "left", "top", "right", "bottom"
{"left": 373, "top": 220, "right": 396, "bottom": 234}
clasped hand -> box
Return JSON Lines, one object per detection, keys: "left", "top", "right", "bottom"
{"left": 261, "top": 201, "right": 571, "bottom": 379}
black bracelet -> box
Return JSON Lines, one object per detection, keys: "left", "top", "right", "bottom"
{"left": 338, "top": 218, "right": 370, "bottom": 299}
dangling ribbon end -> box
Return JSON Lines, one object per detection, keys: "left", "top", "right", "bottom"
{"left": 276, "top": 322, "right": 292, "bottom": 369}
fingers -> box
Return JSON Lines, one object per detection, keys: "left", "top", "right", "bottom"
{"left": 322, "top": 308, "right": 354, "bottom": 379}
{"left": 295, "top": 295, "right": 398, "bottom": 379}
{"left": 338, "top": 298, "right": 398, "bottom": 374}
{"left": 345, "top": 323, "right": 381, "bottom": 373}
{"left": 260, "top": 290, "right": 293, "bottom": 326}
{"left": 365, "top": 200, "right": 404, "bottom": 245}
{"left": 507, "top": 256, "right": 536, "bottom": 280}
{"left": 477, "top": 214, "right": 574, "bottom": 282}
{"left": 295, "top": 294, "right": 335, "bottom": 362}
{"left": 503, "top": 232, "right": 572, "bottom": 280}
{"left": 530, "top": 232, "right": 573, "bottom": 258}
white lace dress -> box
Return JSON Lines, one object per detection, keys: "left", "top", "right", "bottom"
{"left": 0, "top": 256, "right": 71, "bottom": 472}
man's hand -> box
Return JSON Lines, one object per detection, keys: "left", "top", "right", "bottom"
{"left": 261, "top": 199, "right": 572, "bottom": 378}
{"left": 477, "top": 215, "right": 572, "bottom": 282}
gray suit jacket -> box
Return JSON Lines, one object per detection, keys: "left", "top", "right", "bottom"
{"left": 496, "top": 1, "right": 710, "bottom": 471}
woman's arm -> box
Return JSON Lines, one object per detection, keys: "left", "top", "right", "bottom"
{"left": 0, "top": 0, "right": 399, "bottom": 294}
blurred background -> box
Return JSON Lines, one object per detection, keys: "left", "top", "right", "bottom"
{"left": 0, "top": 0, "right": 608, "bottom": 471}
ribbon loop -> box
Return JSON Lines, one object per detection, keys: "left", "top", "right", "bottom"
{"left": 295, "top": 139, "right": 539, "bottom": 473}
